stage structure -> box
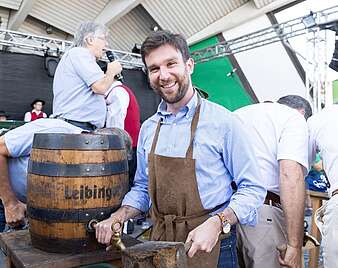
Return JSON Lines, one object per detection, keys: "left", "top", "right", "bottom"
{"left": 0, "top": 30, "right": 161, "bottom": 122}
{"left": 0, "top": 29, "right": 144, "bottom": 69}
{"left": 191, "top": 5, "right": 338, "bottom": 112}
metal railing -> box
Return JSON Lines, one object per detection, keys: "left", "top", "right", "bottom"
{"left": 0, "top": 29, "right": 144, "bottom": 68}
{"left": 191, "top": 5, "right": 338, "bottom": 63}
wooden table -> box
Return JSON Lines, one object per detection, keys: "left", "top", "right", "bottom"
{"left": 0, "top": 230, "right": 141, "bottom": 268}
{"left": 308, "top": 190, "right": 329, "bottom": 268}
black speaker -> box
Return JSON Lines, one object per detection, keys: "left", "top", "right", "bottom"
{"left": 44, "top": 56, "right": 60, "bottom": 77}
{"left": 329, "top": 39, "right": 338, "bottom": 72}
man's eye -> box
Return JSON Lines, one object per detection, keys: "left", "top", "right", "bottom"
{"left": 149, "top": 68, "right": 159, "bottom": 73}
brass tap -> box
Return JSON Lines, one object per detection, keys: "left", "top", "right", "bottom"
{"left": 106, "top": 221, "right": 126, "bottom": 251}
{"left": 111, "top": 231, "right": 126, "bottom": 250}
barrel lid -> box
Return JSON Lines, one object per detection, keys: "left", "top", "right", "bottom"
{"left": 32, "top": 133, "right": 125, "bottom": 150}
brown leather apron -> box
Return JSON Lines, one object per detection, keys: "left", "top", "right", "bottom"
{"left": 148, "top": 97, "right": 221, "bottom": 268}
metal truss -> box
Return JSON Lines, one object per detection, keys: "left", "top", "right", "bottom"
{"left": 0, "top": 29, "right": 144, "bottom": 68}
{"left": 191, "top": 5, "right": 338, "bottom": 111}
{"left": 191, "top": 5, "right": 338, "bottom": 63}
{"left": 104, "top": 49, "right": 144, "bottom": 68}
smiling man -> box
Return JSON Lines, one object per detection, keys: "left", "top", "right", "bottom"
{"left": 95, "top": 30, "right": 266, "bottom": 268}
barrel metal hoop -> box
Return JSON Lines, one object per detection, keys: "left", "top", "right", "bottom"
{"left": 32, "top": 133, "right": 125, "bottom": 150}
{"left": 28, "top": 160, "right": 128, "bottom": 177}
{"left": 27, "top": 205, "right": 120, "bottom": 222}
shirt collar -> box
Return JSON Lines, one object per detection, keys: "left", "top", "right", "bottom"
{"left": 156, "top": 90, "right": 199, "bottom": 119}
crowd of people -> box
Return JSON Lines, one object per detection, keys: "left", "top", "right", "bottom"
{"left": 0, "top": 21, "right": 337, "bottom": 268}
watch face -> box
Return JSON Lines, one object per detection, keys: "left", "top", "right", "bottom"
{"left": 222, "top": 222, "right": 231, "bottom": 234}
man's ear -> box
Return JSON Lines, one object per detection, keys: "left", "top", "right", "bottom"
{"left": 186, "top": 58, "right": 194, "bottom": 75}
{"left": 85, "top": 36, "right": 94, "bottom": 46}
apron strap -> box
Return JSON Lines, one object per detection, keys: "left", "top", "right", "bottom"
{"left": 186, "top": 95, "right": 201, "bottom": 159}
{"left": 150, "top": 118, "right": 162, "bottom": 154}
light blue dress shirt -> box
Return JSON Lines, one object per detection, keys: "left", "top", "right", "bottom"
{"left": 52, "top": 47, "right": 106, "bottom": 128}
{"left": 122, "top": 93, "right": 266, "bottom": 226}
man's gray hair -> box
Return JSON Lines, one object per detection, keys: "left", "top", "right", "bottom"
{"left": 277, "top": 95, "right": 313, "bottom": 120}
{"left": 72, "top": 21, "right": 108, "bottom": 48}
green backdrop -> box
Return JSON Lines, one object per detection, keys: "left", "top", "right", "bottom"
{"left": 190, "top": 36, "right": 254, "bottom": 111}
{"left": 333, "top": 80, "right": 338, "bottom": 104}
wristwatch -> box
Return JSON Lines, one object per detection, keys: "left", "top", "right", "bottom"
{"left": 216, "top": 212, "right": 231, "bottom": 234}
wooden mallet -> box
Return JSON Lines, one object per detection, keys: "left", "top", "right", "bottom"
{"left": 121, "top": 240, "right": 193, "bottom": 268}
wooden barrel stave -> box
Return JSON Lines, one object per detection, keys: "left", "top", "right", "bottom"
{"left": 27, "top": 133, "right": 129, "bottom": 253}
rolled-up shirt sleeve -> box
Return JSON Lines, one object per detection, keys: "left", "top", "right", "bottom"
{"left": 69, "top": 48, "right": 104, "bottom": 87}
{"left": 121, "top": 125, "right": 151, "bottom": 212}
{"left": 224, "top": 115, "right": 267, "bottom": 226}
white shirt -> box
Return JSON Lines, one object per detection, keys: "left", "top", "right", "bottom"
{"left": 105, "top": 81, "right": 130, "bottom": 129}
{"left": 308, "top": 104, "right": 338, "bottom": 195}
{"left": 235, "top": 103, "right": 309, "bottom": 194}
{"left": 24, "top": 110, "right": 47, "bottom": 122}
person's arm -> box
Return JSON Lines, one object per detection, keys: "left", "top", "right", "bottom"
{"left": 95, "top": 205, "right": 141, "bottom": 245}
{"left": 43, "top": 112, "right": 47, "bottom": 118}
{"left": 186, "top": 115, "right": 266, "bottom": 257}
{"left": 224, "top": 115, "right": 267, "bottom": 225}
{"left": 105, "top": 86, "right": 129, "bottom": 129}
{"left": 185, "top": 207, "right": 237, "bottom": 258}
{"left": 114, "top": 87, "right": 129, "bottom": 125}
{"left": 24, "top": 112, "right": 31, "bottom": 122}
{"left": 69, "top": 48, "right": 122, "bottom": 95}
{"left": 278, "top": 159, "right": 304, "bottom": 268}
{"left": 0, "top": 137, "right": 26, "bottom": 226}
{"left": 276, "top": 114, "right": 308, "bottom": 268}
{"left": 91, "top": 61, "right": 122, "bottom": 95}
{"left": 95, "top": 122, "right": 151, "bottom": 246}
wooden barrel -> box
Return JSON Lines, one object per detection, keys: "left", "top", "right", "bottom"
{"left": 27, "top": 133, "right": 129, "bottom": 253}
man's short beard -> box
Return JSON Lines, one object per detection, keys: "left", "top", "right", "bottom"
{"left": 152, "top": 73, "right": 190, "bottom": 104}
{"left": 162, "top": 82, "right": 189, "bottom": 104}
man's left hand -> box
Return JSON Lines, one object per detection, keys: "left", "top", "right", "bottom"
{"left": 185, "top": 216, "right": 221, "bottom": 258}
{"left": 278, "top": 244, "right": 302, "bottom": 268}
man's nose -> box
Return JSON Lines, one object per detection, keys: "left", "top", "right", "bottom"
{"left": 159, "top": 67, "right": 170, "bottom": 80}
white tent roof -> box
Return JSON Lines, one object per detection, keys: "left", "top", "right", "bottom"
{"left": 0, "top": 0, "right": 295, "bottom": 51}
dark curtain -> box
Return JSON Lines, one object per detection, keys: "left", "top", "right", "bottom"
{"left": 0, "top": 51, "right": 160, "bottom": 123}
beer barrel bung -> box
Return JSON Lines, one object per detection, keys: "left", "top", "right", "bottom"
{"left": 27, "top": 133, "right": 129, "bottom": 253}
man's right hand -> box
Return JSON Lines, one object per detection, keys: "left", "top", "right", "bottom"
{"left": 4, "top": 200, "right": 26, "bottom": 227}
{"left": 106, "top": 61, "right": 122, "bottom": 78}
{"left": 95, "top": 213, "right": 124, "bottom": 246}
{"left": 95, "top": 206, "right": 141, "bottom": 248}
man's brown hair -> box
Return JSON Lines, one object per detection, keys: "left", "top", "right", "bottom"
{"left": 141, "top": 30, "right": 190, "bottom": 66}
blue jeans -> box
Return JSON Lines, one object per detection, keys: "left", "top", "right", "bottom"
{"left": 0, "top": 200, "right": 5, "bottom": 232}
{"left": 218, "top": 226, "right": 237, "bottom": 268}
